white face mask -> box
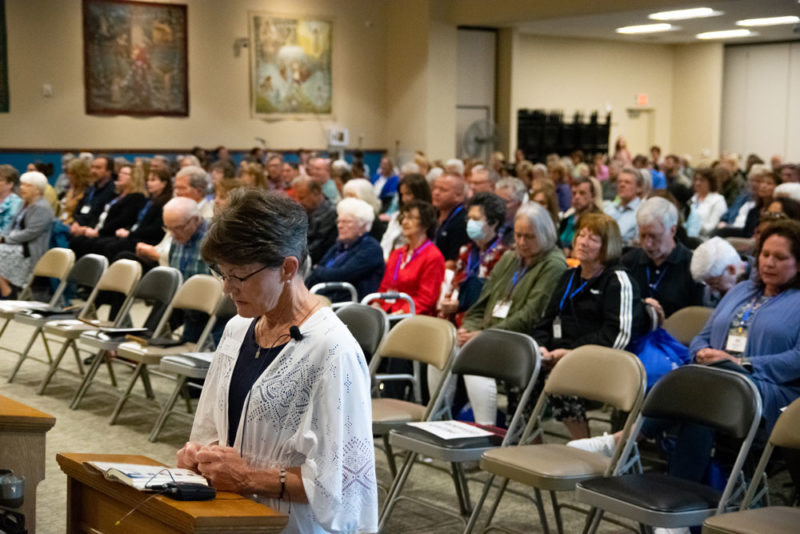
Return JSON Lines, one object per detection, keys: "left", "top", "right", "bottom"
{"left": 466, "top": 219, "right": 486, "bottom": 241}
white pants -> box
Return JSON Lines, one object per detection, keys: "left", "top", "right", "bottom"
{"left": 427, "top": 365, "right": 497, "bottom": 425}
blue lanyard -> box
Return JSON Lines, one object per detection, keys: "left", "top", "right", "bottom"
{"left": 466, "top": 237, "right": 500, "bottom": 276}
{"left": 392, "top": 240, "right": 432, "bottom": 285}
{"left": 440, "top": 204, "right": 463, "bottom": 229}
{"left": 741, "top": 293, "right": 771, "bottom": 325}
{"left": 646, "top": 265, "right": 669, "bottom": 293}
{"left": 510, "top": 261, "right": 529, "bottom": 291}
{"left": 558, "top": 270, "right": 590, "bottom": 313}
{"left": 135, "top": 200, "right": 151, "bottom": 224}
{"left": 326, "top": 249, "right": 349, "bottom": 268}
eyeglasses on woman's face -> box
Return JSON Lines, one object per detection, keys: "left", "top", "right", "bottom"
{"left": 210, "top": 264, "right": 271, "bottom": 285}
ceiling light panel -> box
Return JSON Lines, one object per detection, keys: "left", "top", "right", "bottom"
{"left": 696, "top": 29, "right": 755, "bottom": 39}
{"left": 616, "top": 23, "right": 674, "bottom": 34}
{"left": 649, "top": 7, "right": 722, "bottom": 21}
{"left": 737, "top": 16, "right": 800, "bottom": 27}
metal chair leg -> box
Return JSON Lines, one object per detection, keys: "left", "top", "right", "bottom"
{"left": 533, "top": 488, "right": 551, "bottom": 534}
{"left": 105, "top": 356, "right": 117, "bottom": 387}
{"left": 464, "top": 474, "right": 496, "bottom": 534}
{"left": 69, "top": 349, "right": 106, "bottom": 409}
{"left": 382, "top": 434, "right": 397, "bottom": 477}
{"left": 71, "top": 342, "right": 86, "bottom": 376}
{"left": 452, "top": 463, "right": 472, "bottom": 516}
{"left": 36, "top": 339, "right": 72, "bottom": 395}
{"left": 149, "top": 376, "right": 187, "bottom": 442}
{"left": 8, "top": 326, "right": 42, "bottom": 382}
{"left": 109, "top": 363, "right": 145, "bottom": 425}
{"left": 140, "top": 366, "right": 155, "bottom": 400}
{"left": 378, "top": 450, "right": 417, "bottom": 532}
{"left": 582, "top": 508, "right": 603, "bottom": 534}
{"left": 483, "top": 477, "right": 510, "bottom": 528}
{"left": 550, "top": 491, "right": 564, "bottom": 534}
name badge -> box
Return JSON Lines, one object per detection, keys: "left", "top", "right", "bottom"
{"left": 80, "top": 205, "right": 91, "bottom": 214}
{"left": 492, "top": 299, "right": 511, "bottom": 319}
{"left": 552, "top": 317, "right": 562, "bottom": 340}
{"left": 725, "top": 328, "right": 747, "bottom": 353}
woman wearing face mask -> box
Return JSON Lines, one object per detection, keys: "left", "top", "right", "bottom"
{"left": 438, "top": 192, "right": 509, "bottom": 326}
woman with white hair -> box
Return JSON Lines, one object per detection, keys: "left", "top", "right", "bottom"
{"left": 0, "top": 171, "right": 54, "bottom": 299}
{"left": 306, "top": 197, "right": 385, "bottom": 302}
{"left": 691, "top": 236, "right": 750, "bottom": 305}
{"left": 342, "top": 178, "right": 387, "bottom": 240}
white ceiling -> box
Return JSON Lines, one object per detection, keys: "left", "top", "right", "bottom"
{"left": 516, "top": 0, "right": 800, "bottom": 44}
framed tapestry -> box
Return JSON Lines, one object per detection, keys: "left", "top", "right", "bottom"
{"left": 249, "top": 12, "right": 332, "bottom": 119}
{"left": 83, "top": 0, "right": 188, "bottom": 116}
{"left": 0, "top": 0, "right": 8, "bottom": 113}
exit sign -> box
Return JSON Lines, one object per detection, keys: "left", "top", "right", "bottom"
{"left": 636, "top": 93, "right": 649, "bottom": 106}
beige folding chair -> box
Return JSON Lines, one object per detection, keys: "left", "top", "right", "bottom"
{"left": 464, "top": 345, "right": 646, "bottom": 534}
{"left": 7, "top": 254, "right": 108, "bottom": 382}
{"left": 369, "top": 314, "right": 457, "bottom": 478}
{"left": 663, "top": 306, "right": 714, "bottom": 346}
{"left": 702, "top": 397, "right": 800, "bottom": 534}
{"left": 36, "top": 259, "right": 142, "bottom": 394}
{"left": 108, "top": 274, "right": 223, "bottom": 425}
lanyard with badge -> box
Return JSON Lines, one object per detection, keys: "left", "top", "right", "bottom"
{"left": 725, "top": 293, "right": 771, "bottom": 354}
{"left": 392, "top": 240, "right": 432, "bottom": 286}
{"left": 552, "top": 270, "right": 590, "bottom": 339}
{"left": 466, "top": 236, "right": 500, "bottom": 277}
{"left": 646, "top": 265, "right": 668, "bottom": 297}
{"left": 79, "top": 186, "right": 97, "bottom": 215}
{"left": 492, "top": 259, "right": 528, "bottom": 319}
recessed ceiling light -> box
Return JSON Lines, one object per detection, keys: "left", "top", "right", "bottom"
{"left": 616, "top": 23, "right": 674, "bottom": 34}
{"left": 649, "top": 7, "right": 722, "bottom": 21}
{"left": 737, "top": 16, "right": 800, "bottom": 27}
{"left": 696, "top": 29, "right": 756, "bottom": 40}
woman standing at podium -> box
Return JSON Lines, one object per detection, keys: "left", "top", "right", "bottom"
{"left": 177, "top": 189, "right": 377, "bottom": 533}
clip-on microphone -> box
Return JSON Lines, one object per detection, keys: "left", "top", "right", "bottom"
{"left": 289, "top": 325, "right": 303, "bottom": 341}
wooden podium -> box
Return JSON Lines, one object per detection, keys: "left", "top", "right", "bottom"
{"left": 57, "top": 453, "right": 288, "bottom": 533}
{"left": 0, "top": 394, "right": 56, "bottom": 534}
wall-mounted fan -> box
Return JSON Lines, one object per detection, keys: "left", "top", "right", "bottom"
{"left": 462, "top": 119, "right": 499, "bottom": 161}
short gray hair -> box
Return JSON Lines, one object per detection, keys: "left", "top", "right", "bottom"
{"left": 690, "top": 237, "right": 741, "bottom": 282}
{"left": 774, "top": 183, "right": 800, "bottom": 202}
{"left": 181, "top": 155, "right": 201, "bottom": 167}
{"left": 637, "top": 197, "right": 678, "bottom": 230}
{"left": 400, "top": 161, "right": 420, "bottom": 175}
{"left": 176, "top": 165, "right": 208, "bottom": 193}
{"left": 342, "top": 178, "right": 381, "bottom": 214}
{"left": 163, "top": 196, "right": 200, "bottom": 221}
{"left": 337, "top": 197, "right": 375, "bottom": 232}
{"left": 620, "top": 166, "right": 645, "bottom": 189}
{"left": 496, "top": 177, "right": 526, "bottom": 203}
{"left": 445, "top": 158, "right": 464, "bottom": 176}
{"left": 20, "top": 171, "right": 48, "bottom": 193}
{"left": 514, "top": 202, "right": 557, "bottom": 251}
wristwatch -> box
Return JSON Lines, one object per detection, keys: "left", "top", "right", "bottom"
{"left": 739, "top": 357, "right": 753, "bottom": 372}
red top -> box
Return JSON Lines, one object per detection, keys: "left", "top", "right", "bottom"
{"left": 377, "top": 241, "right": 445, "bottom": 315}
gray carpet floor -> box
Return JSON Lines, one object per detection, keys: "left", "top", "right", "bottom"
{"left": 1, "top": 302, "right": 784, "bottom": 533}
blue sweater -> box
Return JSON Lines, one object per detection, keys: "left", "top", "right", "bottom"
{"left": 689, "top": 280, "right": 800, "bottom": 431}
{"left": 306, "top": 233, "right": 386, "bottom": 302}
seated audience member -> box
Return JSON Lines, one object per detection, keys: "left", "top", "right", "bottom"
{"left": 622, "top": 197, "right": 705, "bottom": 322}
{"left": 264, "top": 154, "right": 284, "bottom": 190}
{"left": 70, "top": 164, "right": 147, "bottom": 257}
{"left": 438, "top": 192, "right": 509, "bottom": 326}
{"left": 604, "top": 166, "right": 644, "bottom": 246}
{"left": 30, "top": 161, "right": 59, "bottom": 213}
{"left": 71, "top": 154, "right": 117, "bottom": 236}
{"left": 240, "top": 161, "right": 269, "bottom": 190}
{"left": 57, "top": 158, "right": 92, "bottom": 227}
{"left": 179, "top": 155, "right": 201, "bottom": 169}
{"left": 593, "top": 153, "right": 609, "bottom": 182}
{"left": 292, "top": 176, "right": 337, "bottom": 265}
{"left": 213, "top": 178, "right": 243, "bottom": 215}
{"left": 374, "top": 200, "right": 444, "bottom": 315}
{"left": 0, "top": 172, "right": 54, "bottom": 298}
{"left": 717, "top": 164, "right": 766, "bottom": 234}
{"left": 0, "top": 165, "right": 22, "bottom": 235}
{"left": 432, "top": 172, "right": 469, "bottom": 266}
{"left": 559, "top": 176, "right": 601, "bottom": 255}
{"left": 612, "top": 135, "right": 633, "bottom": 166}
{"left": 449, "top": 202, "right": 566, "bottom": 425}
{"left": 602, "top": 160, "right": 621, "bottom": 201}
{"left": 716, "top": 164, "right": 744, "bottom": 208}
{"left": 531, "top": 213, "right": 646, "bottom": 438}
{"left": 467, "top": 165, "right": 495, "bottom": 196}
{"left": 308, "top": 157, "right": 340, "bottom": 204}
{"left": 691, "top": 220, "right": 800, "bottom": 432}
{"left": 306, "top": 198, "right": 385, "bottom": 302}
{"left": 743, "top": 169, "right": 782, "bottom": 237}
{"left": 775, "top": 182, "right": 800, "bottom": 203}
{"left": 342, "top": 178, "right": 387, "bottom": 241}
{"left": 663, "top": 153, "right": 693, "bottom": 207}
{"left": 459, "top": 202, "right": 567, "bottom": 343}
{"left": 331, "top": 159, "right": 353, "bottom": 197}
{"left": 531, "top": 180, "right": 560, "bottom": 229}
{"left": 175, "top": 166, "right": 214, "bottom": 221}
{"left": 766, "top": 196, "right": 800, "bottom": 221}
{"left": 97, "top": 167, "right": 172, "bottom": 261}
{"left": 208, "top": 159, "right": 236, "bottom": 200}
{"left": 372, "top": 156, "right": 399, "bottom": 212}
{"left": 687, "top": 166, "right": 728, "bottom": 238}
{"left": 780, "top": 163, "right": 799, "bottom": 184}
{"left": 380, "top": 173, "right": 431, "bottom": 259}
{"left": 691, "top": 236, "right": 751, "bottom": 306}
{"left": 494, "top": 177, "right": 526, "bottom": 246}
{"left": 548, "top": 163, "right": 572, "bottom": 212}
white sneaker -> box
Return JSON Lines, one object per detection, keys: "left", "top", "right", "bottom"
{"left": 566, "top": 432, "right": 616, "bottom": 457}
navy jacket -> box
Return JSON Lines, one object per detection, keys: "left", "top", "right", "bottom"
{"left": 307, "top": 233, "right": 386, "bottom": 302}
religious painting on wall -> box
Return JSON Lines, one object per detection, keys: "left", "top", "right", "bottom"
{"left": 83, "top": 0, "right": 188, "bottom": 116}
{"left": 0, "top": 0, "right": 9, "bottom": 113}
{"left": 249, "top": 12, "right": 332, "bottom": 119}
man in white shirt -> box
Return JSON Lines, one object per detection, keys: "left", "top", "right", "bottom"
{"left": 604, "top": 166, "right": 644, "bottom": 246}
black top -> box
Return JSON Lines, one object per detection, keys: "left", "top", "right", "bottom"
{"left": 128, "top": 195, "right": 167, "bottom": 245}
{"left": 622, "top": 242, "right": 705, "bottom": 318}
{"left": 307, "top": 198, "right": 338, "bottom": 265}
{"left": 435, "top": 204, "right": 469, "bottom": 262}
{"left": 73, "top": 178, "right": 117, "bottom": 228}
{"left": 530, "top": 265, "right": 647, "bottom": 350}
{"left": 227, "top": 319, "right": 288, "bottom": 447}
{"left": 98, "top": 193, "right": 147, "bottom": 236}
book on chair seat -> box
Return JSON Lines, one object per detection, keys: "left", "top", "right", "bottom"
{"left": 86, "top": 461, "right": 209, "bottom": 491}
